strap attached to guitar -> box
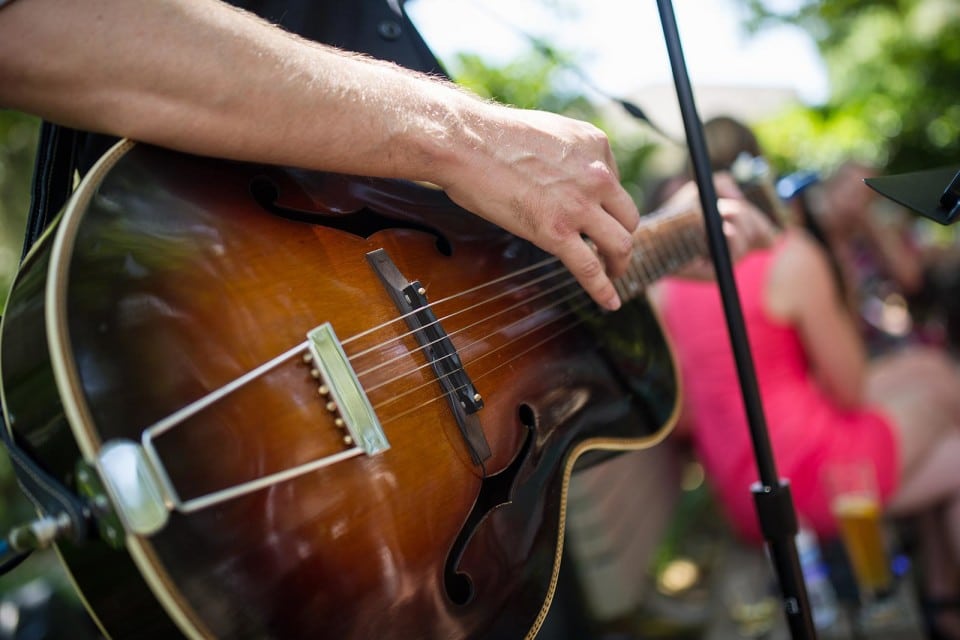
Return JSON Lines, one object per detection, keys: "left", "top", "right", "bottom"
{"left": 0, "top": 121, "right": 90, "bottom": 560}
{"left": 22, "top": 121, "right": 79, "bottom": 259}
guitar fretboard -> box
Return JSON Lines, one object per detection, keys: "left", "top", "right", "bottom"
{"left": 614, "top": 204, "right": 708, "bottom": 304}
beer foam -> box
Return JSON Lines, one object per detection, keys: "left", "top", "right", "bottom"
{"left": 831, "top": 493, "right": 880, "bottom": 516}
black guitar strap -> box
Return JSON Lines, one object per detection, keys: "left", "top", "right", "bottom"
{"left": 0, "top": 121, "right": 90, "bottom": 548}
{"left": 22, "top": 121, "right": 79, "bottom": 259}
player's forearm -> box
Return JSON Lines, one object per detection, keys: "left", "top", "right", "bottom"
{"left": 0, "top": 0, "right": 477, "bottom": 181}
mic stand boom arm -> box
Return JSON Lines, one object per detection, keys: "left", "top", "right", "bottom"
{"left": 653, "top": 2, "right": 817, "bottom": 637}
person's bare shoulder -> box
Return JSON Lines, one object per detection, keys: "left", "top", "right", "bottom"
{"left": 766, "top": 229, "right": 838, "bottom": 321}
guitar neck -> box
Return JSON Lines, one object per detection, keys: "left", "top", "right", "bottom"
{"left": 614, "top": 203, "right": 708, "bottom": 304}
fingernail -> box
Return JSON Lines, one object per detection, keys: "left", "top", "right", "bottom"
{"left": 606, "top": 295, "right": 622, "bottom": 311}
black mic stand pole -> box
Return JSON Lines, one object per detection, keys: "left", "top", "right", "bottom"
{"left": 653, "top": 2, "right": 816, "bottom": 638}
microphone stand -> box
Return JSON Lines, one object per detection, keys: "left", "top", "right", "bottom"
{"left": 653, "top": 2, "right": 817, "bottom": 638}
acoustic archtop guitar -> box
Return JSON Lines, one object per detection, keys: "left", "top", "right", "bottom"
{"left": 0, "top": 141, "right": 705, "bottom": 639}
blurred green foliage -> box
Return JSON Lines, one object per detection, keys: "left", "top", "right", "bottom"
{"left": 741, "top": 0, "right": 960, "bottom": 175}
{"left": 0, "top": 109, "right": 39, "bottom": 531}
{"left": 0, "top": 111, "right": 37, "bottom": 311}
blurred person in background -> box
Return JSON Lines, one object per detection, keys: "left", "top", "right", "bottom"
{"left": 807, "top": 161, "right": 931, "bottom": 355}
{"left": 651, "top": 115, "right": 960, "bottom": 638}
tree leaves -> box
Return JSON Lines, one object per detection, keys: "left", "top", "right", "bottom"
{"left": 740, "top": 0, "right": 960, "bottom": 174}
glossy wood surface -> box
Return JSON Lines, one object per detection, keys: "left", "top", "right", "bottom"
{"left": 1, "top": 144, "right": 678, "bottom": 639}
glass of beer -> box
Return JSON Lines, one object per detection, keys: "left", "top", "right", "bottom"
{"left": 826, "top": 461, "right": 893, "bottom": 602}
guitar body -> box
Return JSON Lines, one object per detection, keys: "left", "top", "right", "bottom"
{"left": 0, "top": 142, "right": 678, "bottom": 639}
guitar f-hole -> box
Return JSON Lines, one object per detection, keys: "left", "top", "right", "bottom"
{"left": 443, "top": 405, "right": 535, "bottom": 606}
{"left": 248, "top": 174, "right": 452, "bottom": 254}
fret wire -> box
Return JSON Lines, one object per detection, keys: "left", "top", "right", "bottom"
{"left": 646, "top": 227, "right": 668, "bottom": 280}
{"left": 629, "top": 232, "right": 651, "bottom": 289}
{"left": 616, "top": 205, "right": 717, "bottom": 303}
{"left": 676, "top": 218, "right": 698, "bottom": 261}
{"left": 626, "top": 258, "right": 644, "bottom": 294}
{"left": 643, "top": 229, "right": 665, "bottom": 282}
{"left": 662, "top": 219, "right": 684, "bottom": 270}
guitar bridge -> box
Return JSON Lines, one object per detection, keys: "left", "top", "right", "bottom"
{"left": 367, "top": 248, "right": 491, "bottom": 464}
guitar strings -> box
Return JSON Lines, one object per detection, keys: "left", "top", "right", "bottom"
{"left": 354, "top": 210, "right": 704, "bottom": 407}
{"left": 340, "top": 198, "right": 696, "bottom": 359}
{"left": 357, "top": 212, "right": 706, "bottom": 419}
{"left": 135, "top": 259, "right": 576, "bottom": 441}
{"left": 130, "top": 208, "right": 706, "bottom": 514}
{"left": 341, "top": 255, "right": 561, "bottom": 349}
{"left": 138, "top": 206, "right": 700, "bottom": 449}
{"left": 366, "top": 258, "right": 696, "bottom": 427}
{"left": 365, "top": 283, "right": 592, "bottom": 405}
{"left": 344, "top": 202, "right": 700, "bottom": 376}
{"left": 354, "top": 268, "right": 583, "bottom": 383}
{"left": 379, "top": 313, "right": 592, "bottom": 427}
